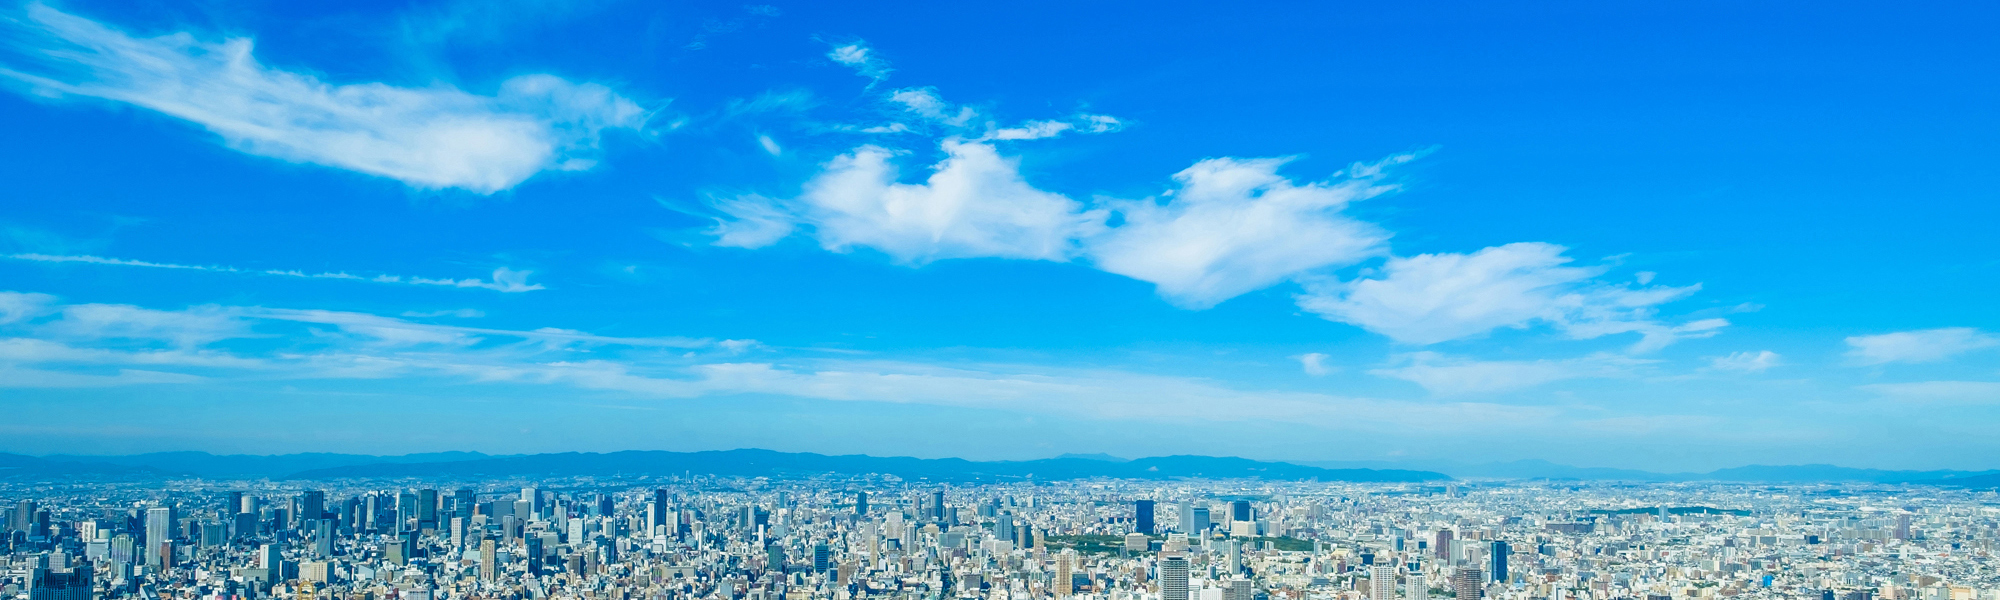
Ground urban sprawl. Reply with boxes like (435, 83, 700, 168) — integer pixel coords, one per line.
(3, 477, 1995, 600)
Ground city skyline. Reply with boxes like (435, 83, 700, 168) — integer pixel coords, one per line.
(3, 1, 2000, 470)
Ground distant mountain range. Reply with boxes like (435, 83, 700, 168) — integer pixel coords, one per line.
(5, 449, 1997, 487)
(1302, 458, 2000, 485)
(285, 450, 1448, 482)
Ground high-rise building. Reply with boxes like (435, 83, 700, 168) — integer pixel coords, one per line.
(1160, 554, 1190, 600)
(1489, 540, 1509, 582)
(1135, 500, 1156, 534)
(312, 520, 333, 558)
(452, 489, 475, 521)
(650, 489, 670, 534)
(525, 535, 543, 575)
(1406, 561, 1427, 600)
(855, 491, 868, 517)
(298, 490, 324, 527)
(931, 490, 946, 521)
(1227, 578, 1253, 600)
(12, 500, 36, 533)
(1435, 530, 1454, 560)
(1054, 551, 1075, 598)
(479, 538, 497, 580)
(813, 542, 830, 573)
(1453, 567, 1484, 600)
(144, 506, 175, 568)
(1370, 566, 1397, 600)
(1230, 500, 1251, 523)
(396, 491, 419, 531)
(1893, 514, 1912, 540)
(418, 489, 439, 527)
(28, 563, 92, 600)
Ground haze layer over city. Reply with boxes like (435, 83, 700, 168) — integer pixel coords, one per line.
(3, 2, 1999, 600)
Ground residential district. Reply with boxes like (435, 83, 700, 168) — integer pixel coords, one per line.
(2, 477, 1997, 600)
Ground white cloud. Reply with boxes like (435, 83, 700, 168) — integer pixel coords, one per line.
(1845, 328, 1998, 365)
(705, 194, 798, 249)
(746, 141, 1105, 264)
(889, 88, 976, 127)
(6, 253, 545, 292)
(1709, 350, 1781, 372)
(1088, 156, 1397, 309)
(1861, 381, 2000, 404)
(1, 4, 646, 193)
(988, 120, 1073, 141)
(757, 134, 782, 156)
(0, 291, 56, 324)
(1298, 242, 1715, 349)
(827, 42, 892, 86)
(1369, 351, 1642, 395)
(1296, 352, 1331, 376)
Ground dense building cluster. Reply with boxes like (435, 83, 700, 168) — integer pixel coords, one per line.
(2, 477, 1997, 600)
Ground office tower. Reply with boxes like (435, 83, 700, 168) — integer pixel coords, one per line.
(363, 494, 382, 532)
(1893, 514, 1911, 540)
(452, 489, 475, 521)
(259, 544, 281, 571)
(1370, 566, 1397, 600)
(239, 495, 258, 515)
(480, 538, 497, 580)
(594, 493, 613, 518)
(418, 489, 438, 527)
(1453, 567, 1484, 600)
(1054, 551, 1074, 598)
(1136, 500, 1156, 534)
(28, 562, 93, 600)
(525, 535, 543, 575)
(12, 500, 35, 532)
(1489, 540, 1509, 582)
(224, 492, 243, 517)
(855, 491, 868, 517)
(1227, 539, 1243, 574)
(313, 520, 333, 558)
(397, 491, 419, 531)
(1230, 500, 1251, 523)
(1435, 530, 1454, 560)
(299, 490, 325, 527)
(145, 506, 175, 568)
(1227, 578, 1253, 600)
(200, 522, 226, 548)
(648, 489, 670, 534)
(232, 512, 257, 540)
(813, 542, 830, 573)
(1192, 507, 1211, 533)
(1406, 561, 1426, 600)
(1160, 555, 1190, 600)
(931, 490, 946, 521)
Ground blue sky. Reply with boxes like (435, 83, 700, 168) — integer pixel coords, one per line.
(1, 0, 1996, 471)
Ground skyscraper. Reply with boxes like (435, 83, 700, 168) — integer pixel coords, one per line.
(1054, 550, 1074, 598)
(1135, 500, 1156, 534)
(396, 491, 418, 531)
(1406, 561, 1426, 600)
(1160, 554, 1190, 600)
(1370, 566, 1397, 600)
(1489, 540, 1509, 582)
(931, 490, 946, 521)
(418, 489, 439, 527)
(1435, 530, 1454, 560)
(1453, 567, 1484, 600)
(452, 489, 475, 521)
(650, 489, 670, 534)
(1230, 500, 1251, 523)
(855, 491, 868, 517)
(298, 490, 324, 529)
(144, 506, 175, 568)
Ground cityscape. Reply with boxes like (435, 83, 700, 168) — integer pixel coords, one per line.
(3, 456, 1999, 600)
(3, 3, 1997, 600)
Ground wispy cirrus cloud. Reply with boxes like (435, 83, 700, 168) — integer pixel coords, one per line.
(6, 253, 545, 292)
(1709, 350, 1781, 372)
(1297, 242, 1722, 350)
(0, 3, 648, 193)
(1845, 328, 1997, 365)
